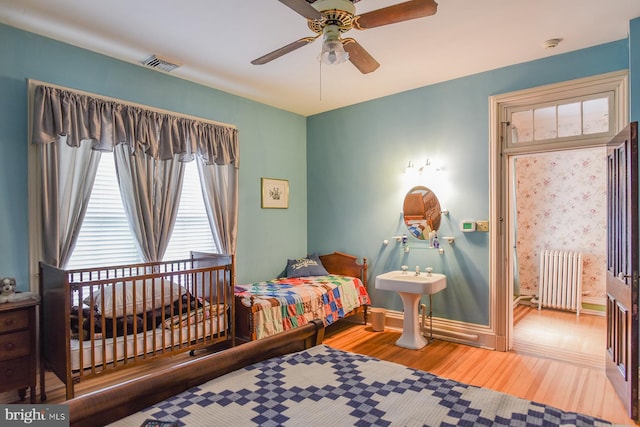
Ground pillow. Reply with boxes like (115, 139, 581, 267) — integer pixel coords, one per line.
(286, 253, 329, 278)
(83, 278, 186, 318)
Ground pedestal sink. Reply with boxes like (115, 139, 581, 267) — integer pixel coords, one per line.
(375, 271, 446, 350)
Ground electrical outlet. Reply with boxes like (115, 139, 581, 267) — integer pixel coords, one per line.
(476, 220, 489, 232)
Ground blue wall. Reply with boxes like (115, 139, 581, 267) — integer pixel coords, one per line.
(0, 23, 308, 288)
(307, 40, 631, 325)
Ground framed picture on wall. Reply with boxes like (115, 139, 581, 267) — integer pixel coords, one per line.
(261, 178, 289, 209)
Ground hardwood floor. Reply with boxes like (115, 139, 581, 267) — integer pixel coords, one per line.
(323, 308, 633, 426)
(1, 307, 633, 426)
(0, 347, 218, 406)
(512, 304, 605, 368)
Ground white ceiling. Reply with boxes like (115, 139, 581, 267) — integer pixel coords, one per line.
(2, 0, 639, 116)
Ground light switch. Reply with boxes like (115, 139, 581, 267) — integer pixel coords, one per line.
(476, 220, 489, 232)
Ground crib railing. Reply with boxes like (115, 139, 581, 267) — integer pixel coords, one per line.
(40, 253, 234, 399)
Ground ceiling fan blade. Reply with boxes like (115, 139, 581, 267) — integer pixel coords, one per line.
(354, 0, 438, 30)
(252, 36, 319, 65)
(342, 38, 380, 74)
(278, 0, 323, 20)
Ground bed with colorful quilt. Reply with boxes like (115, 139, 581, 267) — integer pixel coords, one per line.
(65, 321, 615, 427)
(234, 251, 370, 341)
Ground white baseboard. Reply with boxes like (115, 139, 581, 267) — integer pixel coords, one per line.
(348, 301, 605, 349)
(513, 295, 606, 317)
(348, 309, 499, 350)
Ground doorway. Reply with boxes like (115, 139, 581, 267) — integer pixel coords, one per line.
(509, 147, 608, 363)
(488, 70, 628, 353)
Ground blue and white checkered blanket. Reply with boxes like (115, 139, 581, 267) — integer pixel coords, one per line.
(112, 345, 613, 426)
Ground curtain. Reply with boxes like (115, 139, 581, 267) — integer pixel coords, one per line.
(32, 84, 239, 264)
(38, 141, 101, 268)
(197, 159, 238, 256)
(114, 145, 185, 262)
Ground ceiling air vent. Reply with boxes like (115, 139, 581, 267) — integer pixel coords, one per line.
(141, 54, 181, 72)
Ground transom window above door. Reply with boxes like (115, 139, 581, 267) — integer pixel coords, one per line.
(501, 71, 627, 154)
(510, 93, 612, 144)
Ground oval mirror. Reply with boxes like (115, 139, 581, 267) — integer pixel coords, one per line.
(403, 186, 442, 240)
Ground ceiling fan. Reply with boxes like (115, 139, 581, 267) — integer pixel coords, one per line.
(251, 0, 438, 74)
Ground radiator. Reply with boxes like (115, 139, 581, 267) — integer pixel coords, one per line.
(538, 250, 583, 316)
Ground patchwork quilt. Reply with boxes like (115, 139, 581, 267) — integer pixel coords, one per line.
(235, 275, 371, 340)
(112, 345, 613, 427)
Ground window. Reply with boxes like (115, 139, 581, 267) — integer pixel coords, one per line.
(509, 93, 613, 144)
(66, 152, 216, 269)
(510, 94, 612, 144)
(500, 71, 627, 154)
(162, 161, 217, 262)
(27, 81, 237, 293)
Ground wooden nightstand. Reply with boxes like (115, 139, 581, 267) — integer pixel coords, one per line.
(0, 299, 39, 403)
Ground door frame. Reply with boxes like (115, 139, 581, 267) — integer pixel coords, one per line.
(489, 71, 629, 351)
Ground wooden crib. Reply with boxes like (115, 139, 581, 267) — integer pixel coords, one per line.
(39, 253, 234, 399)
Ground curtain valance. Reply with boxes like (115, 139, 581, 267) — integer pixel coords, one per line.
(32, 85, 238, 166)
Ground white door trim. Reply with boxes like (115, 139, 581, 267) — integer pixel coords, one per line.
(489, 70, 629, 351)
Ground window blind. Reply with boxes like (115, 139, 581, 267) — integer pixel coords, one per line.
(67, 152, 216, 269)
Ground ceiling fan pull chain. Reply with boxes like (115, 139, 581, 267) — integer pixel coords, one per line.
(319, 60, 323, 102)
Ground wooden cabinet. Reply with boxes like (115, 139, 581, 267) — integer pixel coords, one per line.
(0, 299, 38, 403)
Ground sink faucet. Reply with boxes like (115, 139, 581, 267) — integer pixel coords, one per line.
(425, 267, 433, 276)
(415, 266, 421, 276)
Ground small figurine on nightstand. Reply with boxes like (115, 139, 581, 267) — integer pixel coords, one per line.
(0, 277, 40, 303)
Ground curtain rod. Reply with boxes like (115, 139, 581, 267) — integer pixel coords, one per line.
(26, 78, 237, 130)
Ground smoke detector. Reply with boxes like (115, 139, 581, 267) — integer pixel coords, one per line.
(141, 54, 182, 72)
(542, 38, 563, 49)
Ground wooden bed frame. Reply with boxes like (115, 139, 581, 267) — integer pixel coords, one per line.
(234, 251, 369, 341)
(66, 319, 325, 427)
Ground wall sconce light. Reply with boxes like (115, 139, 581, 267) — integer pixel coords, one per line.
(417, 159, 431, 174)
(404, 161, 415, 174)
(404, 159, 441, 175)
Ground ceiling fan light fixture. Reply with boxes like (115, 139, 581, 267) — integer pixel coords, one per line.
(319, 25, 349, 65)
(319, 38, 349, 65)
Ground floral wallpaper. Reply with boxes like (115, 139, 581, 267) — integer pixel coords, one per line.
(514, 147, 607, 300)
